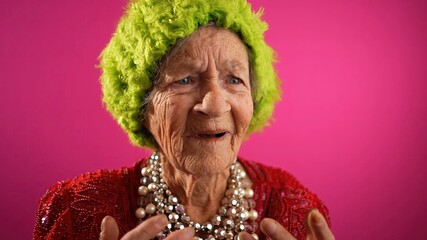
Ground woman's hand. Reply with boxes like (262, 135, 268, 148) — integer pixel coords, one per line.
(239, 209, 335, 240)
(99, 215, 195, 240)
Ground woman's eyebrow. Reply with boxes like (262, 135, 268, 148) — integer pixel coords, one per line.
(223, 59, 248, 73)
(167, 58, 203, 73)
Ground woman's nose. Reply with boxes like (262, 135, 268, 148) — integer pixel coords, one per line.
(193, 84, 231, 117)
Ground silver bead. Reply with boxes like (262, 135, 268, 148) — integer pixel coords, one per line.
(157, 188, 165, 195)
(210, 215, 222, 225)
(239, 210, 249, 221)
(236, 222, 245, 232)
(223, 218, 234, 229)
(164, 204, 174, 213)
(156, 232, 167, 240)
(230, 198, 239, 206)
(181, 214, 191, 224)
(168, 213, 179, 223)
(168, 195, 178, 205)
(202, 223, 213, 232)
(175, 204, 185, 214)
(193, 222, 201, 231)
(150, 175, 159, 183)
(214, 228, 226, 239)
(155, 194, 165, 201)
(233, 188, 242, 196)
(219, 206, 227, 216)
(166, 223, 173, 230)
(145, 203, 156, 214)
(175, 222, 185, 230)
(140, 177, 149, 185)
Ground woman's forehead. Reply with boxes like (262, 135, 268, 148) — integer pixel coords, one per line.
(166, 27, 249, 70)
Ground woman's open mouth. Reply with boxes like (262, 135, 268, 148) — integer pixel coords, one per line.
(197, 132, 227, 139)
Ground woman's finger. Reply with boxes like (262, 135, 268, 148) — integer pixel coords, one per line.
(238, 231, 257, 240)
(260, 218, 297, 240)
(305, 209, 316, 240)
(100, 216, 119, 240)
(307, 209, 335, 240)
(121, 214, 169, 240)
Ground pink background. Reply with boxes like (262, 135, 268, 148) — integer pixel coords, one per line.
(1, 0, 426, 239)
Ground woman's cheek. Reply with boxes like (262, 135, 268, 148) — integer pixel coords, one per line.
(236, 95, 254, 128)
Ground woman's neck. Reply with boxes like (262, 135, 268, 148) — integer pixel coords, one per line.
(161, 157, 230, 223)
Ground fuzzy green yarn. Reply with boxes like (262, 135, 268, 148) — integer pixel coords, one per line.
(100, 0, 281, 148)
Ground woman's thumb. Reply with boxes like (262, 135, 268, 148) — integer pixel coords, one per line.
(100, 216, 120, 240)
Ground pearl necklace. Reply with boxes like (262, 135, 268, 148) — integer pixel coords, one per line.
(135, 153, 259, 240)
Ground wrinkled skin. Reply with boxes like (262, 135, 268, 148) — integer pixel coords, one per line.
(146, 26, 253, 177)
(100, 26, 334, 240)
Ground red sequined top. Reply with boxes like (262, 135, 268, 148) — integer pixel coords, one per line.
(33, 158, 330, 240)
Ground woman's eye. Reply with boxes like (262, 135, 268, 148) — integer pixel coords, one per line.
(228, 76, 242, 84)
(177, 77, 191, 84)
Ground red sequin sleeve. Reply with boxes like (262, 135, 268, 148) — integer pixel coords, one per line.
(33, 181, 74, 239)
(33, 167, 140, 240)
(241, 159, 331, 240)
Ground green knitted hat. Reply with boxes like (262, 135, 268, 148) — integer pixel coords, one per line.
(100, 0, 281, 148)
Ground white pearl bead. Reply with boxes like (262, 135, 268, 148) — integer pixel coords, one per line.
(248, 209, 258, 221)
(146, 203, 156, 214)
(244, 188, 254, 198)
(138, 186, 149, 196)
(135, 207, 146, 219)
(239, 170, 246, 178)
(141, 167, 150, 176)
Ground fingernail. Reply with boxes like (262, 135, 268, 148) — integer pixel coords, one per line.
(311, 209, 323, 226)
(153, 214, 168, 228)
(100, 216, 107, 232)
(238, 232, 256, 240)
(262, 219, 277, 235)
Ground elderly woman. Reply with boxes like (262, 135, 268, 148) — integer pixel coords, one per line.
(34, 1, 334, 240)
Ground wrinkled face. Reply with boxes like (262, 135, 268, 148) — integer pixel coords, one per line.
(145, 26, 253, 176)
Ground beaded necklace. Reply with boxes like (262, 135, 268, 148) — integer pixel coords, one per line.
(135, 153, 259, 240)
